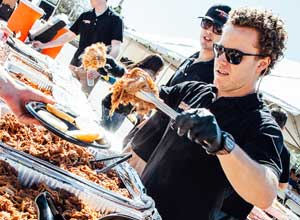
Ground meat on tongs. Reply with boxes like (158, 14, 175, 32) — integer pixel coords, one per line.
(110, 68, 178, 119)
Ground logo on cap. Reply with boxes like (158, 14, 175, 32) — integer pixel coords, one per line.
(216, 9, 228, 19)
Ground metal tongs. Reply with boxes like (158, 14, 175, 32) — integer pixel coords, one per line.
(35, 191, 66, 220)
(135, 91, 179, 119)
(91, 153, 132, 174)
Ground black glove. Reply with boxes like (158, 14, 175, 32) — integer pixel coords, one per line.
(174, 108, 222, 155)
(105, 56, 126, 77)
(97, 67, 108, 76)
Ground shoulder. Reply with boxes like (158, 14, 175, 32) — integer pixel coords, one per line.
(160, 81, 215, 103)
(251, 108, 282, 136)
(107, 8, 123, 20)
(175, 81, 214, 93)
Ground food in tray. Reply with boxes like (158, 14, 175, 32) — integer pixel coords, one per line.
(66, 130, 102, 143)
(43, 103, 104, 143)
(0, 160, 102, 220)
(110, 67, 158, 115)
(37, 109, 69, 132)
(82, 43, 107, 70)
(0, 114, 130, 198)
(11, 73, 52, 96)
(46, 103, 75, 124)
(9, 53, 52, 80)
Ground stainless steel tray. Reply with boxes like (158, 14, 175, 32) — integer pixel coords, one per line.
(0, 142, 161, 220)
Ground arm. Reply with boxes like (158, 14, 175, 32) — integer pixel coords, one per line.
(108, 40, 121, 58)
(278, 182, 288, 190)
(174, 108, 282, 209)
(32, 31, 76, 49)
(108, 16, 123, 58)
(0, 69, 54, 124)
(218, 147, 278, 209)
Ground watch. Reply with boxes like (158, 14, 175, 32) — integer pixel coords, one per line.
(217, 131, 236, 155)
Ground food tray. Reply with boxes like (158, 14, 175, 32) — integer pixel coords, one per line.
(26, 101, 111, 149)
(0, 143, 161, 220)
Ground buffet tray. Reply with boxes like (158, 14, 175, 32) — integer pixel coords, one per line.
(0, 142, 160, 220)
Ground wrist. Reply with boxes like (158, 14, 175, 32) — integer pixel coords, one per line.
(217, 131, 236, 155)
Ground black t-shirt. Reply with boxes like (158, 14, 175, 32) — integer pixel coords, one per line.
(166, 52, 214, 86)
(220, 145, 290, 220)
(70, 8, 123, 66)
(131, 82, 283, 220)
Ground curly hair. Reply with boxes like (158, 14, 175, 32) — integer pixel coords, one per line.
(229, 8, 287, 75)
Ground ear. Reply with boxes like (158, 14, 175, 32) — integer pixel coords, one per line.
(256, 56, 271, 75)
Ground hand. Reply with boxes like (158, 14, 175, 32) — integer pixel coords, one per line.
(87, 69, 100, 80)
(105, 55, 117, 66)
(5, 85, 55, 125)
(174, 108, 222, 154)
(97, 67, 108, 76)
(31, 41, 44, 49)
(104, 56, 126, 77)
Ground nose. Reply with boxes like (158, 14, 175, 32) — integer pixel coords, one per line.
(215, 51, 228, 65)
(205, 26, 214, 35)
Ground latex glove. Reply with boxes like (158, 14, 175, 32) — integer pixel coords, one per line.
(105, 56, 126, 77)
(174, 108, 222, 154)
(97, 67, 108, 76)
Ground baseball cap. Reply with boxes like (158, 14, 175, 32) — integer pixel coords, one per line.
(198, 5, 231, 26)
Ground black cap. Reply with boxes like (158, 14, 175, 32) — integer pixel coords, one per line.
(198, 5, 231, 25)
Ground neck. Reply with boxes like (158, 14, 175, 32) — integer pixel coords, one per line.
(217, 86, 256, 99)
(196, 48, 214, 62)
(94, 4, 108, 14)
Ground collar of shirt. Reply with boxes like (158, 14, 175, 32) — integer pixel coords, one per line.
(211, 90, 264, 114)
(93, 7, 109, 18)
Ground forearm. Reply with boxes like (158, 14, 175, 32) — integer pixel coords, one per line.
(41, 31, 76, 49)
(218, 146, 278, 209)
(108, 41, 121, 58)
(0, 70, 19, 101)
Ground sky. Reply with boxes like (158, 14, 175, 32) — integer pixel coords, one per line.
(108, 0, 300, 61)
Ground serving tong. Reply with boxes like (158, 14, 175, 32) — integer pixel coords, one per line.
(90, 153, 132, 174)
(35, 191, 66, 220)
(135, 91, 179, 120)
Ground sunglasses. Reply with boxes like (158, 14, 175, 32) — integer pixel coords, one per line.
(201, 18, 223, 35)
(213, 43, 267, 65)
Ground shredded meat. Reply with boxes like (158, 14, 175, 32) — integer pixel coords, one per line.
(82, 43, 107, 70)
(0, 160, 103, 220)
(0, 114, 130, 198)
(110, 68, 158, 115)
(11, 73, 52, 96)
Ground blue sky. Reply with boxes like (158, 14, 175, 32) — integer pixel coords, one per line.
(108, 0, 300, 61)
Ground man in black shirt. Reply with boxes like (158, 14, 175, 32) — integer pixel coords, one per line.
(219, 108, 291, 220)
(126, 7, 287, 220)
(167, 4, 231, 86)
(33, 0, 123, 66)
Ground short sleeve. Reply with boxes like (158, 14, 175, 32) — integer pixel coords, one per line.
(70, 14, 84, 35)
(111, 16, 123, 42)
(243, 123, 283, 179)
(279, 146, 290, 183)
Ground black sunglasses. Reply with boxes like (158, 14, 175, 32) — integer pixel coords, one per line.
(213, 43, 268, 65)
(201, 18, 223, 35)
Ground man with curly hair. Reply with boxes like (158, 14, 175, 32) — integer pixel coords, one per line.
(126, 7, 287, 220)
